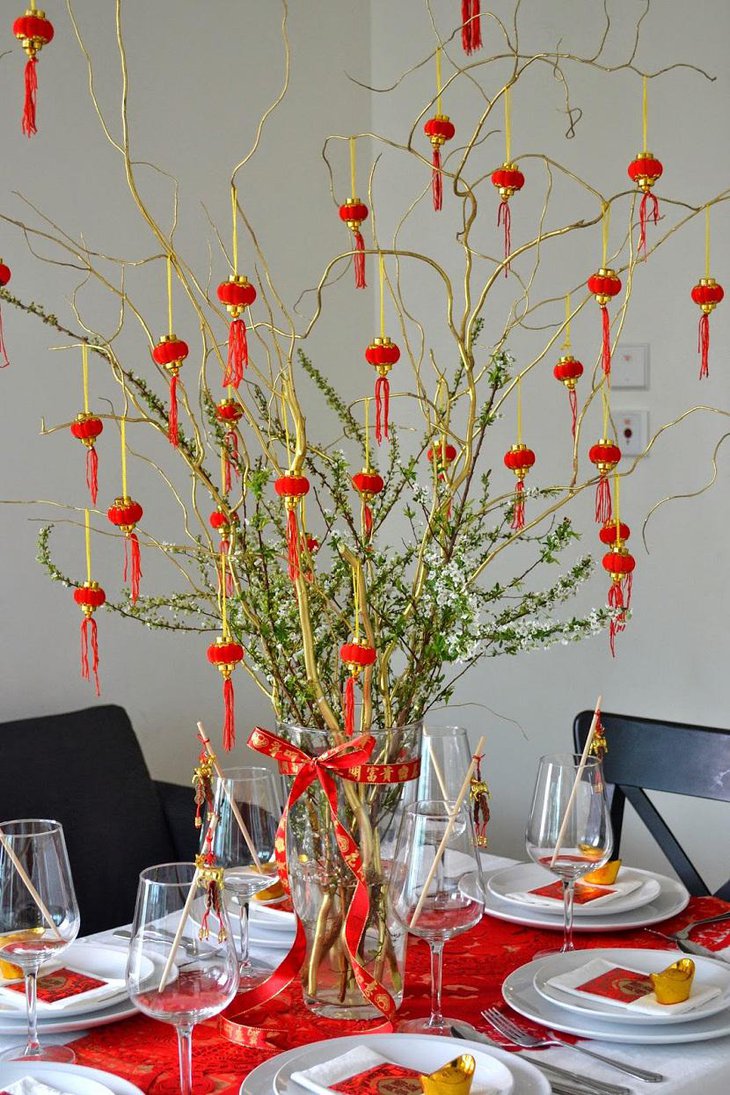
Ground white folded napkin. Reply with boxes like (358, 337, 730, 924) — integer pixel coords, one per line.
(0, 964, 124, 1014)
(3, 1078, 75, 1095)
(548, 957, 722, 1016)
(506, 878, 642, 910)
(291, 1045, 497, 1095)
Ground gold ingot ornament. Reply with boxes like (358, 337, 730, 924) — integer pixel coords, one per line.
(584, 858, 622, 885)
(420, 1054, 476, 1095)
(650, 958, 695, 1004)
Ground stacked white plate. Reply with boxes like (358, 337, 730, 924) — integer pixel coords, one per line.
(241, 1032, 550, 1094)
(0, 1061, 143, 1095)
(502, 947, 730, 1044)
(248, 904, 297, 951)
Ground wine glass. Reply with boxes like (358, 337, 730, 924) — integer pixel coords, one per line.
(418, 726, 472, 801)
(388, 799, 484, 1035)
(208, 767, 281, 987)
(0, 819, 80, 1062)
(126, 862, 239, 1095)
(525, 752, 613, 953)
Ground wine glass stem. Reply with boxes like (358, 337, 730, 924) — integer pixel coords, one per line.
(238, 900, 250, 969)
(428, 941, 445, 1027)
(561, 878, 576, 952)
(24, 968, 41, 1057)
(176, 1024, 193, 1095)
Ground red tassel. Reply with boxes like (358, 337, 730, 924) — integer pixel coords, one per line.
(698, 312, 710, 379)
(607, 578, 627, 657)
(595, 477, 612, 524)
(497, 201, 511, 275)
(343, 674, 355, 736)
(222, 675, 235, 751)
(224, 431, 239, 493)
(223, 318, 248, 387)
(80, 617, 101, 696)
(601, 304, 611, 376)
(364, 504, 373, 541)
(638, 192, 659, 258)
(86, 447, 99, 506)
(353, 230, 366, 289)
(432, 147, 443, 211)
(0, 306, 10, 368)
(511, 479, 525, 531)
(286, 508, 300, 582)
(624, 571, 633, 611)
(129, 532, 142, 604)
(22, 57, 38, 138)
(375, 375, 390, 443)
(461, 0, 482, 54)
(168, 373, 179, 446)
(568, 388, 578, 439)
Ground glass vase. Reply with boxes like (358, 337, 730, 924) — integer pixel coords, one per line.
(278, 721, 422, 1020)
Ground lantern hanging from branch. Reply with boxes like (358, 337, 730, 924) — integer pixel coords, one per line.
(628, 80, 663, 258)
(0, 259, 12, 367)
(210, 507, 239, 597)
(207, 636, 244, 752)
(504, 442, 536, 531)
(588, 439, 621, 524)
(491, 86, 523, 272)
(70, 344, 103, 504)
(352, 469, 384, 543)
(339, 137, 368, 288)
(587, 268, 622, 377)
(13, 7, 53, 138)
(274, 473, 310, 582)
(427, 440, 457, 477)
(215, 398, 243, 492)
(217, 276, 256, 388)
(461, 0, 482, 55)
(599, 517, 630, 546)
(339, 641, 376, 736)
(603, 545, 636, 657)
(366, 338, 400, 444)
(691, 279, 724, 380)
(424, 49, 455, 211)
(74, 510, 104, 696)
(107, 497, 144, 605)
(553, 356, 584, 439)
(152, 335, 189, 447)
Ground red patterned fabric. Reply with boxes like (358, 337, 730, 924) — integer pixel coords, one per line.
(70, 895, 730, 1093)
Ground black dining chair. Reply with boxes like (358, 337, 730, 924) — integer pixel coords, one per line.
(0, 704, 199, 934)
(573, 710, 730, 900)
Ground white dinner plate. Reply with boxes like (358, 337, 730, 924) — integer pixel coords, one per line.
(0, 1061, 143, 1095)
(0, 994, 137, 1036)
(488, 864, 661, 917)
(502, 953, 730, 1043)
(463, 867, 689, 932)
(250, 905, 296, 932)
(0, 944, 143, 1020)
(533, 947, 730, 1024)
(240, 1033, 550, 1095)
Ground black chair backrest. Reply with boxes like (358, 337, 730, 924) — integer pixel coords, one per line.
(1, 705, 180, 933)
(574, 710, 730, 899)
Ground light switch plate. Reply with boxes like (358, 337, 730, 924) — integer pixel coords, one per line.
(616, 410, 649, 457)
(612, 344, 649, 389)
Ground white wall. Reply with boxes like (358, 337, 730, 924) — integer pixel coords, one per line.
(1, 2, 728, 890)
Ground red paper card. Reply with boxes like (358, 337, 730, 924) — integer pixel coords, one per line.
(6, 967, 106, 1004)
(576, 966, 654, 1003)
(331, 1062, 424, 1094)
(530, 880, 616, 904)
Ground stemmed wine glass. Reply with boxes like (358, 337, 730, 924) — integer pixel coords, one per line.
(418, 726, 473, 801)
(525, 752, 613, 953)
(0, 819, 81, 1062)
(388, 799, 484, 1035)
(126, 863, 239, 1095)
(209, 767, 280, 987)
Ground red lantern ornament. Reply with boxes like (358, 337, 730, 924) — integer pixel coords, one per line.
(152, 335, 189, 447)
(461, 0, 482, 54)
(338, 199, 369, 289)
(599, 518, 630, 546)
(587, 269, 622, 377)
(504, 443, 536, 531)
(602, 546, 636, 657)
(207, 637, 245, 751)
(0, 259, 12, 368)
(107, 497, 143, 605)
(365, 337, 400, 443)
(628, 153, 663, 257)
(352, 469, 384, 542)
(424, 115, 455, 212)
(216, 275, 256, 387)
(70, 413, 104, 505)
(73, 582, 105, 696)
(339, 641, 377, 736)
(274, 474, 310, 582)
(588, 439, 621, 524)
(691, 278, 724, 380)
(491, 163, 525, 271)
(13, 8, 53, 138)
(553, 355, 584, 439)
(427, 440, 458, 476)
(215, 398, 243, 492)
(210, 507, 239, 597)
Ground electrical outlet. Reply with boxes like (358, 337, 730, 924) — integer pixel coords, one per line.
(616, 410, 649, 457)
(612, 344, 649, 389)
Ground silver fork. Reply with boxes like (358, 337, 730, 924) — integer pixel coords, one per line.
(645, 910, 730, 954)
(482, 1007, 666, 1083)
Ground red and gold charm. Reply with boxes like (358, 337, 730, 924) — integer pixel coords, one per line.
(470, 753, 491, 848)
(70, 413, 104, 505)
(504, 442, 535, 531)
(192, 747, 215, 830)
(13, 7, 53, 137)
(338, 199, 369, 289)
(0, 258, 12, 367)
(73, 582, 105, 696)
(215, 398, 243, 492)
(491, 163, 524, 270)
(274, 473, 310, 583)
(365, 337, 400, 443)
(152, 335, 189, 447)
(424, 115, 455, 211)
(588, 439, 621, 524)
(207, 637, 245, 752)
(352, 468, 384, 543)
(553, 355, 584, 439)
(691, 278, 724, 380)
(339, 641, 377, 736)
(217, 275, 256, 388)
(628, 153, 663, 257)
(603, 545, 636, 656)
(587, 269, 622, 377)
(107, 497, 143, 604)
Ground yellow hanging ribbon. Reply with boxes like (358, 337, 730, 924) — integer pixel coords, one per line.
(516, 375, 522, 444)
(84, 508, 92, 583)
(601, 383, 610, 437)
(562, 293, 572, 351)
(353, 568, 361, 643)
(120, 415, 128, 499)
(221, 550, 229, 639)
(349, 136, 357, 199)
(601, 202, 611, 268)
(705, 205, 711, 278)
(364, 397, 371, 470)
(231, 184, 239, 274)
(613, 472, 621, 545)
(281, 392, 292, 462)
(504, 85, 512, 163)
(642, 76, 648, 151)
(436, 47, 443, 116)
(166, 253, 174, 335)
(220, 445, 227, 494)
(81, 342, 89, 414)
(379, 254, 385, 338)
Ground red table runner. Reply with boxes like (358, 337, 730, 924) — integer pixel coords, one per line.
(71, 896, 730, 1095)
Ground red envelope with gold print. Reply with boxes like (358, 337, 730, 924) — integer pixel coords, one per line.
(331, 1062, 423, 1094)
(5, 967, 106, 1004)
(574, 965, 654, 1003)
(531, 880, 617, 904)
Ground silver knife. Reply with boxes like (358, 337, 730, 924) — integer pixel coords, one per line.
(449, 1024, 631, 1095)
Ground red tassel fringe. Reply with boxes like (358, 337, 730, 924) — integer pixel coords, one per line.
(568, 388, 578, 439)
(461, 0, 482, 54)
(168, 373, 179, 446)
(86, 447, 99, 506)
(511, 479, 525, 531)
(698, 312, 710, 379)
(353, 230, 366, 289)
(432, 147, 443, 212)
(80, 616, 101, 696)
(608, 577, 627, 657)
(363, 503, 373, 541)
(122, 532, 142, 604)
(343, 674, 355, 736)
(224, 318, 248, 387)
(375, 375, 390, 443)
(601, 304, 611, 376)
(595, 476, 612, 524)
(497, 201, 511, 275)
(286, 508, 300, 582)
(0, 306, 10, 368)
(22, 57, 38, 138)
(638, 192, 659, 258)
(222, 675, 235, 752)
